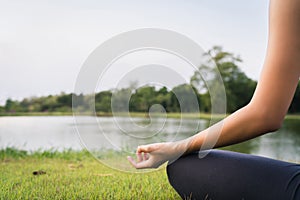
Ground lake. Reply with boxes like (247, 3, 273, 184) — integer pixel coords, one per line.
(0, 116, 299, 163)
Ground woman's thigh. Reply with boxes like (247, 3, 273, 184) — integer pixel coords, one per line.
(167, 150, 300, 200)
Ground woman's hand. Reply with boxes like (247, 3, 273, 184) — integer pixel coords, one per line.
(127, 140, 189, 169)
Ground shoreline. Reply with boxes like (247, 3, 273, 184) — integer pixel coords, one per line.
(1, 112, 300, 120)
(0, 112, 223, 120)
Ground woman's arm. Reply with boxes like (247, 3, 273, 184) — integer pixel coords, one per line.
(187, 0, 300, 153)
(128, 0, 300, 169)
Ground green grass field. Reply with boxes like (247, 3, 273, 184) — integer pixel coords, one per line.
(0, 148, 180, 200)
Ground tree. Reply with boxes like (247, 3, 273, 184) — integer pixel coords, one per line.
(111, 88, 132, 112)
(5, 99, 22, 112)
(191, 46, 257, 113)
(0, 106, 5, 113)
(170, 84, 200, 113)
(129, 86, 157, 112)
(57, 93, 72, 107)
(95, 91, 112, 112)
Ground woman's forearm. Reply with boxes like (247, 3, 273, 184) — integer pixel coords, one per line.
(128, 0, 300, 170)
(184, 103, 281, 154)
(184, 0, 300, 155)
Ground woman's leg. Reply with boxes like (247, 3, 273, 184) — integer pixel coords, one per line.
(167, 150, 300, 200)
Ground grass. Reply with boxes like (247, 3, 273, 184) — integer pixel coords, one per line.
(0, 111, 226, 120)
(0, 112, 74, 117)
(1, 111, 300, 121)
(0, 148, 180, 200)
(0, 112, 300, 120)
(284, 114, 300, 120)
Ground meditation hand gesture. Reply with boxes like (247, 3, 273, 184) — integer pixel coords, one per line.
(127, 140, 189, 169)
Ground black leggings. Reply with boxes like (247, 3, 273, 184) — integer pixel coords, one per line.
(167, 150, 300, 200)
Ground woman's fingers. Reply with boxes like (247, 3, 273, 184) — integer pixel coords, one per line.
(137, 152, 143, 162)
(137, 143, 160, 153)
(127, 156, 137, 168)
(137, 145, 152, 153)
(143, 152, 149, 160)
(128, 143, 164, 169)
(127, 156, 152, 169)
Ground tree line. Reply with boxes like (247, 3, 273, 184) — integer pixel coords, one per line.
(1, 46, 299, 114)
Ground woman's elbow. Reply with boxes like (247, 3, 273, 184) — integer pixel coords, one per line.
(258, 111, 285, 133)
(247, 103, 284, 133)
(264, 117, 283, 132)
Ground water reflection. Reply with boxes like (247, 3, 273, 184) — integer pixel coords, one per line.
(0, 116, 299, 163)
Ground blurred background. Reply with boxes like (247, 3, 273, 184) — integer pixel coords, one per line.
(0, 0, 299, 162)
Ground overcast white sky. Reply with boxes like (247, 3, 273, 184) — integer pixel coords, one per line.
(0, 0, 269, 105)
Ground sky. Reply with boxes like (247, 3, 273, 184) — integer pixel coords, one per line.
(0, 0, 269, 105)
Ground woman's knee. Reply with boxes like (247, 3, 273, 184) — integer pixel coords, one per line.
(166, 153, 209, 199)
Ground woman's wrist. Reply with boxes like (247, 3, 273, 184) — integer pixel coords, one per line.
(173, 136, 195, 156)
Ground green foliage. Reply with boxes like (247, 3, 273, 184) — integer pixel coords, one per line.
(1, 46, 299, 115)
(0, 106, 4, 112)
(4, 99, 23, 113)
(0, 148, 28, 159)
(171, 84, 200, 112)
(110, 88, 132, 112)
(130, 86, 157, 112)
(191, 46, 257, 113)
(0, 148, 91, 161)
(95, 91, 112, 112)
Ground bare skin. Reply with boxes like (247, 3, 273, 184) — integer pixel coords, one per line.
(128, 0, 300, 169)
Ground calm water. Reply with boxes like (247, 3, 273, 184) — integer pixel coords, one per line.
(0, 116, 299, 163)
